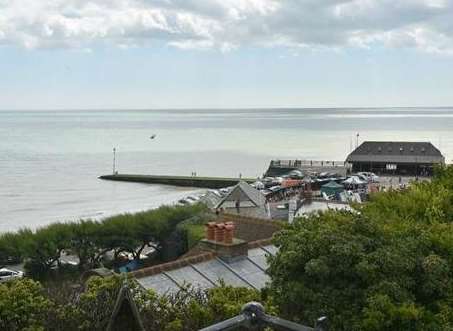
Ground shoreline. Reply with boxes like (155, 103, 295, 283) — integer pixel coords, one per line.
(0, 185, 204, 233)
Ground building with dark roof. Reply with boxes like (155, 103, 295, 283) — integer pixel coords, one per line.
(216, 181, 266, 210)
(202, 181, 288, 219)
(346, 141, 445, 175)
(128, 213, 284, 295)
(131, 239, 276, 295)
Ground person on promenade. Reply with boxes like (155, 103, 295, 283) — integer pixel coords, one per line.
(235, 200, 240, 214)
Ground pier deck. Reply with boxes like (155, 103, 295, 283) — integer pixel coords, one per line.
(265, 159, 349, 177)
(99, 174, 255, 189)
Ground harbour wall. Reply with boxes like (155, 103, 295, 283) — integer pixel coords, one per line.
(99, 174, 255, 189)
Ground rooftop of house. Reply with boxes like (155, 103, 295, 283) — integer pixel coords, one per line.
(131, 238, 276, 295)
(201, 181, 289, 220)
(215, 181, 266, 209)
(346, 141, 444, 164)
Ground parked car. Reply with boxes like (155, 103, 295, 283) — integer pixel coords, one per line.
(0, 268, 24, 283)
(356, 174, 369, 182)
(318, 172, 329, 178)
(219, 188, 230, 195)
(269, 185, 282, 192)
(251, 181, 265, 190)
(208, 189, 222, 198)
(185, 196, 200, 204)
(261, 189, 273, 196)
(357, 172, 380, 183)
(287, 170, 304, 178)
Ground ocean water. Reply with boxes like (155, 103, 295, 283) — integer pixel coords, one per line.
(1, 108, 453, 232)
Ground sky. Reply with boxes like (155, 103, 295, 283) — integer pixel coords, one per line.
(1, 0, 453, 109)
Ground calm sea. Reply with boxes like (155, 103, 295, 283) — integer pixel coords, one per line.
(1, 108, 452, 232)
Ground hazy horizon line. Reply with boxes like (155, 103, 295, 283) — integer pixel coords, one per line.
(1, 106, 453, 112)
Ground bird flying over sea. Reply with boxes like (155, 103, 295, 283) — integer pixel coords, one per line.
(150, 134, 156, 139)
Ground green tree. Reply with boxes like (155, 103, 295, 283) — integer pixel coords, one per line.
(0, 278, 52, 331)
(67, 220, 102, 270)
(0, 204, 209, 277)
(268, 166, 453, 330)
(23, 223, 72, 277)
(0, 232, 24, 265)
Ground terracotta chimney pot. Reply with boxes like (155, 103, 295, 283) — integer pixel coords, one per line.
(224, 224, 234, 244)
(206, 222, 216, 241)
(215, 223, 225, 242)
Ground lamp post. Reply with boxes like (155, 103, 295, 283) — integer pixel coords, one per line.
(113, 147, 116, 175)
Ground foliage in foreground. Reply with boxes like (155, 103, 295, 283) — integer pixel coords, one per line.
(0, 275, 271, 331)
(0, 204, 209, 278)
(268, 166, 453, 331)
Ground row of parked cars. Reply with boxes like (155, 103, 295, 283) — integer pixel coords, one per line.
(175, 171, 379, 207)
(0, 267, 23, 283)
(178, 187, 233, 206)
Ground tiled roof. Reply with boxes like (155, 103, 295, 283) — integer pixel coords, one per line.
(346, 141, 444, 164)
(135, 242, 275, 295)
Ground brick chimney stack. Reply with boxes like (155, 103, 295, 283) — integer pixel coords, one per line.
(201, 221, 247, 262)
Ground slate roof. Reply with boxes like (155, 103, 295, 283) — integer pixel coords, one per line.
(199, 191, 222, 209)
(216, 181, 266, 209)
(346, 141, 444, 164)
(135, 244, 275, 295)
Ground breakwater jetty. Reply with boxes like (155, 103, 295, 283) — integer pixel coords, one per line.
(99, 174, 255, 189)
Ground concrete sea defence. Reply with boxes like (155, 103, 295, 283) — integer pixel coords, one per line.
(99, 174, 255, 189)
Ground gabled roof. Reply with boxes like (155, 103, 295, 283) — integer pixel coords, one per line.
(346, 141, 444, 164)
(106, 284, 145, 331)
(215, 181, 266, 209)
(133, 241, 276, 295)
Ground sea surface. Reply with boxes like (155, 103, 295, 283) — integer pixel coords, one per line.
(1, 108, 453, 232)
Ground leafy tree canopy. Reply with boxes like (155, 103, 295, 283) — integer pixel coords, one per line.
(0, 204, 208, 277)
(268, 166, 453, 331)
(0, 275, 271, 331)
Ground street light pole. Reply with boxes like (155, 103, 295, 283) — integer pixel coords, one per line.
(113, 147, 116, 175)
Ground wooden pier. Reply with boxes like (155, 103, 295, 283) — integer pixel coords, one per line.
(99, 174, 255, 189)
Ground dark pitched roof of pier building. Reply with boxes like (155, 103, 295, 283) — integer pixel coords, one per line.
(346, 141, 444, 164)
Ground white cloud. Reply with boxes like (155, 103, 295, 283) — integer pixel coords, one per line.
(0, 0, 452, 54)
